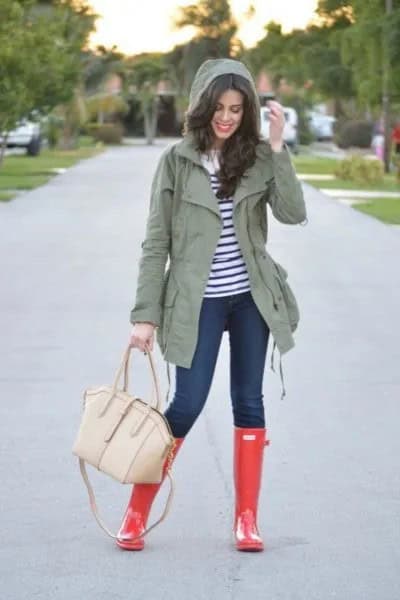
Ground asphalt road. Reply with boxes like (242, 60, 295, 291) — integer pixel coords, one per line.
(1, 141, 399, 600)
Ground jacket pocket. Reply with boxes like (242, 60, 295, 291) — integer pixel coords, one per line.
(272, 261, 300, 332)
(159, 284, 179, 353)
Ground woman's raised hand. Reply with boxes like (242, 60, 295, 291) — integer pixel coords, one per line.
(267, 100, 285, 152)
(129, 322, 156, 353)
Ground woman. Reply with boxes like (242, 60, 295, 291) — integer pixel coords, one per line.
(117, 58, 307, 552)
(391, 121, 400, 181)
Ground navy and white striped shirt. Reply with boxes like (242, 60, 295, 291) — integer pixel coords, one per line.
(201, 152, 251, 298)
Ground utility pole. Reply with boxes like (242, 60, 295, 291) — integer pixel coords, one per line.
(382, 0, 393, 173)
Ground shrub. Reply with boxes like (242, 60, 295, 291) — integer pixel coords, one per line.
(86, 123, 124, 144)
(334, 155, 384, 184)
(45, 115, 62, 148)
(335, 120, 373, 149)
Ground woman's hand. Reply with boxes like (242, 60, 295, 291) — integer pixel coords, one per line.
(267, 100, 285, 152)
(129, 322, 156, 353)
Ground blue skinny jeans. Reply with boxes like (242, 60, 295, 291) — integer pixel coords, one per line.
(164, 291, 270, 438)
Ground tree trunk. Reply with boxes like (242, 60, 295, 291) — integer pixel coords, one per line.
(151, 109, 157, 141)
(0, 132, 9, 169)
(59, 123, 77, 150)
(333, 97, 345, 119)
(382, 0, 393, 174)
(143, 93, 160, 145)
(144, 110, 154, 145)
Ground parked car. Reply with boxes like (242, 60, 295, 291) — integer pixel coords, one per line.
(308, 112, 336, 141)
(260, 105, 299, 153)
(0, 119, 42, 156)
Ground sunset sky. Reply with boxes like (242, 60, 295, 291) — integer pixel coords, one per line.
(89, 1, 319, 55)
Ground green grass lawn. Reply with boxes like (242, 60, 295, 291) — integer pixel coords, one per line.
(0, 191, 14, 202)
(304, 176, 400, 193)
(292, 154, 338, 175)
(293, 153, 400, 192)
(0, 142, 104, 201)
(294, 152, 400, 223)
(353, 198, 400, 224)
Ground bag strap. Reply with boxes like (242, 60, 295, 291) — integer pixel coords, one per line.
(116, 346, 162, 412)
(78, 458, 175, 541)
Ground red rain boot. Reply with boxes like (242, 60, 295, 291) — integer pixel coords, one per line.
(116, 437, 184, 550)
(233, 426, 270, 552)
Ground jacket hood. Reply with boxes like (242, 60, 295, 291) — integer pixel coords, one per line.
(188, 58, 261, 132)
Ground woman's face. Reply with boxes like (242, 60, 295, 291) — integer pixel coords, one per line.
(210, 89, 244, 147)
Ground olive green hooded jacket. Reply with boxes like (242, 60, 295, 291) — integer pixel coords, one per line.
(130, 58, 307, 377)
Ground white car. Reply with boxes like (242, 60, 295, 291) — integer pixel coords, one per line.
(260, 106, 299, 153)
(0, 119, 42, 156)
(308, 112, 336, 141)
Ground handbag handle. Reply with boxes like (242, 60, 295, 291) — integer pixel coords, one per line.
(78, 459, 174, 541)
(114, 345, 162, 412)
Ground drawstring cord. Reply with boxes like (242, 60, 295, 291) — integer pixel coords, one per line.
(278, 355, 286, 401)
(270, 340, 286, 401)
(166, 360, 171, 405)
(270, 339, 276, 372)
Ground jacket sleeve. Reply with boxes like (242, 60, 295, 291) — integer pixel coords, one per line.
(266, 143, 308, 225)
(129, 146, 175, 326)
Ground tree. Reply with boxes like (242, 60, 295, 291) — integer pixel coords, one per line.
(82, 45, 127, 133)
(315, 0, 400, 109)
(86, 93, 128, 125)
(83, 45, 125, 96)
(126, 55, 167, 144)
(316, 0, 354, 24)
(164, 0, 240, 131)
(168, 0, 239, 102)
(318, 0, 400, 170)
(0, 0, 96, 164)
(246, 18, 354, 115)
(173, 0, 238, 59)
(301, 24, 354, 115)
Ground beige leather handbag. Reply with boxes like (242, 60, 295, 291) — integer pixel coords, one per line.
(72, 344, 176, 540)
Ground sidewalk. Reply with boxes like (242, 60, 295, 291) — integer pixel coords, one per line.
(319, 188, 400, 199)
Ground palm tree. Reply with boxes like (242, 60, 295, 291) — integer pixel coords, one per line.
(126, 55, 167, 144)
(173, 0, 238, 59)
(165, 0, 241, 128)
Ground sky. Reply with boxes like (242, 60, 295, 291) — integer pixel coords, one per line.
(88, 0, 319, 55)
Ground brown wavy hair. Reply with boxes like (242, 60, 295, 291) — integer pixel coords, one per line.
(182, 73, 261, 198)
